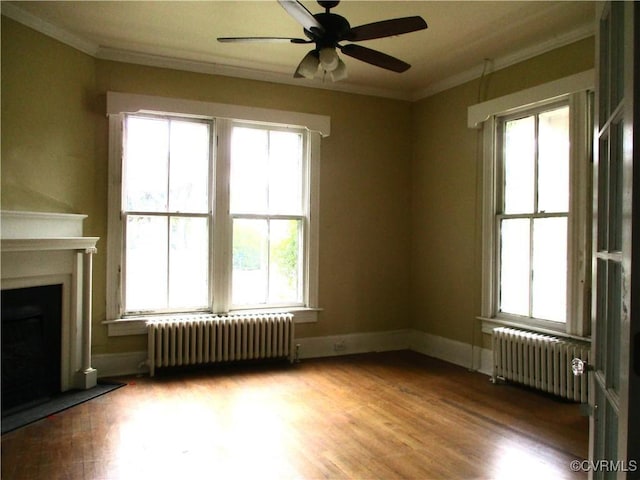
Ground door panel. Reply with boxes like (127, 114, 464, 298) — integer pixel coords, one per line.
(590, 2, 638, 478)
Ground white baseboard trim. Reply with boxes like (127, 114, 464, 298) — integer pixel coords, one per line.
(296, 329, 411, 359)
(476, 346, 494, 377)
(409, 330, 493, 376)
(93, 351, 148, 378)
(92, 330, 493, 378)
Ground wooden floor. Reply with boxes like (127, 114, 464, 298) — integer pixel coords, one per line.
(2, 351, 588, 479)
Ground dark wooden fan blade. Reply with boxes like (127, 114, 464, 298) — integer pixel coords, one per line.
(218, 37, 311, 44)
(278, 0, 325, 34)
(339, 44, 410, 72)
(345, 16, 427, 42)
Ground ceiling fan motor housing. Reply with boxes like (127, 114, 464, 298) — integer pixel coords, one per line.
(305, 13, 351, 49)
(317, 1, 340, 11)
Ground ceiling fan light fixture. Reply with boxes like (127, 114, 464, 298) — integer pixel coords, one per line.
(330, 58, 348, 81)
(295, 50, 320, 79)
(319, 47, 340, 72)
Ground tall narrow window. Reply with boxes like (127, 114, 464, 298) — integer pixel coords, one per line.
(122, 115, 212, 314)
(497, 104, 570, 323)
(472, 74, 592, 337)
(230, 125, 305, 307)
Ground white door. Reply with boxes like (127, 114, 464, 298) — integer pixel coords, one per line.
(583, 2, 639, 478)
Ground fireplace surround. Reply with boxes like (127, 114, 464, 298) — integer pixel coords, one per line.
(1, 211, 99, 394)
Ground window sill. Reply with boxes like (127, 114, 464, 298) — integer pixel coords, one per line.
(103, 307, 321, 337)
(477, 316, 591, 343)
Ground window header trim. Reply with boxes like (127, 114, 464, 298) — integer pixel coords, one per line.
(467, 69, 594, 129)
(107, 91, 331, 137)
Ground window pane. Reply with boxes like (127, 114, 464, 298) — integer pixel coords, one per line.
(232, 219, 268, 305)
(538, 106, 569, 213)
(269, 131, 303, 214)
(500, 218, 530, 316)
(598, 136, 609, 250)
(269, 219, 302, 303)
(125, 215, 168, 311)
(169, 121, 210, 213)
(595, 259, 607, 372)
(504, 116, 535, 214)
(125, 117, 169, 212)
(609, 120, 623, 251)
(607, 261, 621, 392)
(230, 128, 268, 214)
(611, 1, 625, 110)
(598, 11, 610, 126)
(531, 217, 567, 322)
(169, 217, 209, 309)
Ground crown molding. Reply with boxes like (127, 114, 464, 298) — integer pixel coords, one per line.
(1, 1, 98, 56)
(412, 22, 595, 101)
(3, 2, 594, 103)
(96, 47, 413, 101)
(0, 1, 411, 101)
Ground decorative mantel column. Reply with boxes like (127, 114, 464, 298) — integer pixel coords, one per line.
(1, 211, 100, 391)
(78, 246, 98, 389)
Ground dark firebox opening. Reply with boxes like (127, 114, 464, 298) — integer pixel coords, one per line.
(2, 284, 62, 416)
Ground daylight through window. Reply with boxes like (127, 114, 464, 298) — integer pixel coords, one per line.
(498, 105, 570, 323)
(468, 73, 591, 335)
(230, 126, 305, 307)
(115, 113, 315, 318)
(123, 115, 212, 313)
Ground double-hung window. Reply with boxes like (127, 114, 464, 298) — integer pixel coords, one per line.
(230, 125, 306, 307)
(470, 72, 593, 337)
(105, 93, 328, 333)
(123, 115, 212, 314)
(497, 103, 570, 323)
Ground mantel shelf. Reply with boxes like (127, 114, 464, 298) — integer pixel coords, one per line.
(1, 237, 99, 253)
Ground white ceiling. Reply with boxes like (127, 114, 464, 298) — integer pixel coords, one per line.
(2, 1, 595, 100)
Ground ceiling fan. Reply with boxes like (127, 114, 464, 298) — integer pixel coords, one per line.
(218, 0, 428, 81)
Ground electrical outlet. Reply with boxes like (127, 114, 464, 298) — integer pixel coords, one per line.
(334, 340, 346, 352)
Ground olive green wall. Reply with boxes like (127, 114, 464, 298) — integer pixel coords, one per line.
(410, 37, 595, 347)
(0, 17, 100, 218)
(1, 15, 595, 357)
(2, 17, 413, 355)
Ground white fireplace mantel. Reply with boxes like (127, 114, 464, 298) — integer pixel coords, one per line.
(1, 210, 100, 391)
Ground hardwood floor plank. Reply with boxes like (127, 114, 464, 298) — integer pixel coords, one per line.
(1, 351, 587, 479)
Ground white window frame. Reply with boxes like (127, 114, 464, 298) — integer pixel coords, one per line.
(227, 122, 309, 310)
(469, 71, 593, 338)
(121, 114, 215, 316)
(104, 93, 329, 336)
